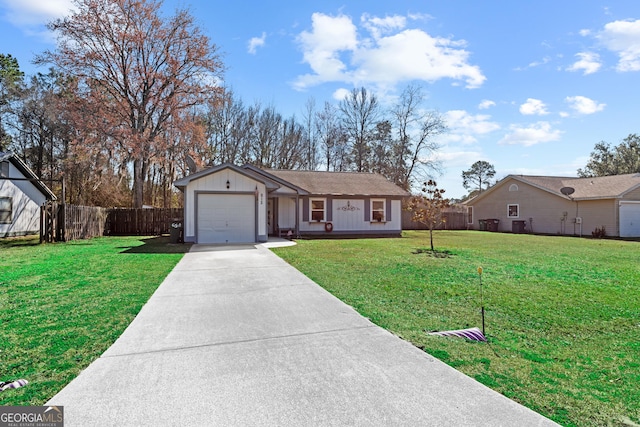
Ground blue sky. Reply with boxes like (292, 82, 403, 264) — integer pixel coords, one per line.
(1, 0, 640, 198)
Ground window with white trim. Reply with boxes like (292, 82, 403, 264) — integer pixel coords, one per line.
(0, 197, 12, 223)
(467, 206, 473, 224)
(509, 184, 519, 192)
(508, 204, 519, 218)
(310, 198, 326, 222)
(371, 199, 386, 222)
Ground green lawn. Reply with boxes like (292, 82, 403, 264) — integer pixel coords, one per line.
(0, 235, 190, 406)
(272, 231, 640, 427)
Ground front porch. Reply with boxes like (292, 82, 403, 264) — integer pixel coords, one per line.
(267, 195, 300, 239)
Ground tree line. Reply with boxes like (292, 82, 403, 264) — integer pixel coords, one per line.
(0, 0, 445, 208)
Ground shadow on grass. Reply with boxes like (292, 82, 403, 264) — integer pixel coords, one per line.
(0, 235, 41, 249)
(118, 236, 192, 254)
(412, 248, 455, 258)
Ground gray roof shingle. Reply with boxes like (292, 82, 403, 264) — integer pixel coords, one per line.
(515, 173, 640, 199)
(267, 169, 409, 197)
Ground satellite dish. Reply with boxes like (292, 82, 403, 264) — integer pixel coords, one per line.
(185, 155, 197, 174)
(560, 187, 575, 196)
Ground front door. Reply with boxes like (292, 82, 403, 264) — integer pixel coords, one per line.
(268, 198, 275, 235)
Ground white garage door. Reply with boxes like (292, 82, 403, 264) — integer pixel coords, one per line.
(620, 202, 640, 237)
(197, 194, 255, 243)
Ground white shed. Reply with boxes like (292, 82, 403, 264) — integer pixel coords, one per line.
(0, 152, 57, 237)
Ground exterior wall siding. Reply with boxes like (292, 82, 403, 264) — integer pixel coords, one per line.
(471, 180, 572, 234)
(469, 178, 621, 236)
(576, 199, 617, 237)
(183, 168, 266, 242)
(0, 162, 48, 237)
(277, 197, 296, 230)
(297, 197, 402, 235)
(623, 186, 640, 199)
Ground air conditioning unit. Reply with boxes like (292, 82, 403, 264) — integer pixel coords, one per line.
(575, 217, 582, 224)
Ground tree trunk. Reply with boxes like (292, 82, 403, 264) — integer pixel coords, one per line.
(133, 157, 144, 208)
(429, 225, 434, 252)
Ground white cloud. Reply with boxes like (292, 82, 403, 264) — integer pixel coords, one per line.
(1, 0, 73, 26)
(499, 122, 563, 147)
(407, 12, 433, 22)
(434, 149, 485, 168)
(564, 96, 606, 114)
(294, 13, 359, 89)
(519, 98, 549, 116)
(440, 110, 500, 145)
(528, 56, 551, 68)
(248, 32, 267, 55)
(478, 100, 496, 110)
(596, 19, 640, 71)
(293, 12, 485, 91)
(361, 14, 406, 40)
(332, 88, 351, 101)
(566, 52, 602, 75)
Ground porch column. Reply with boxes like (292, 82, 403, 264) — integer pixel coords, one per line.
(295, 195, 300, 238)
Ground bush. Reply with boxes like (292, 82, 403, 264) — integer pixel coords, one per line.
(592, 225, 607, 238)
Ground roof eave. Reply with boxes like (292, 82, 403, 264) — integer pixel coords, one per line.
(243, 165, 310, 195)
(2, 152, 57, 200)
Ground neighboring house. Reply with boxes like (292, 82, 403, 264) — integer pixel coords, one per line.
(464, 173, 640, 237)
(0, 152, 57, 237)
(173, 164, 409, 244)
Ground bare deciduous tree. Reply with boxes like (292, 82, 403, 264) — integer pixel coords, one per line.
(391, 84, 445, 190)
(339, 87, 380, 172)
(38, 0, 223, 207)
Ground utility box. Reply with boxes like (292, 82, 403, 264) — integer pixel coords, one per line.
(170, 219, 183, 243)
(478, 219, 487, 231)
(512, 220, 527, 234)
(486, 219, 500, 232)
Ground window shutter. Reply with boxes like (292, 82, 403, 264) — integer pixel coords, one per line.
(326, 197, 333, 222)
(302, 197, 309, 222)
(386, 199, 392, 221)
(364, 198, 370, 221)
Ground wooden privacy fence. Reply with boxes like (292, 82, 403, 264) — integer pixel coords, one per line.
(40, 203, 183, 242)
(105, 208, 183, 236)
(401, 210, 469, 231)
(41, 202, 108, 242)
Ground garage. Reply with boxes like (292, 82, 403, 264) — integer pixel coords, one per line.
(620, 201, 640, 238)
(197, 194, 256, 243)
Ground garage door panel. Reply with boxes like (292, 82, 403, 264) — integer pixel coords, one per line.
(197, 195, 255, 243)
(620, 202, 640, 238)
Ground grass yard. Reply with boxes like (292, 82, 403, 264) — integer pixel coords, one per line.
(0, 235, 190, 406)
(272, 231, 640, 427)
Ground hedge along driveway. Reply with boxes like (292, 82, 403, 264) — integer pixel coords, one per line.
(272, 231, 640, 427)
(0, 236, 190, 406)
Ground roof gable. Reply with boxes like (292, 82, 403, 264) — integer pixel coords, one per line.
(173, 163, 280, 191)
(0, 151, 57, 200)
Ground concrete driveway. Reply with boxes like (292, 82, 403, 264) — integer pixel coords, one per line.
(48, 243, 558, 426)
